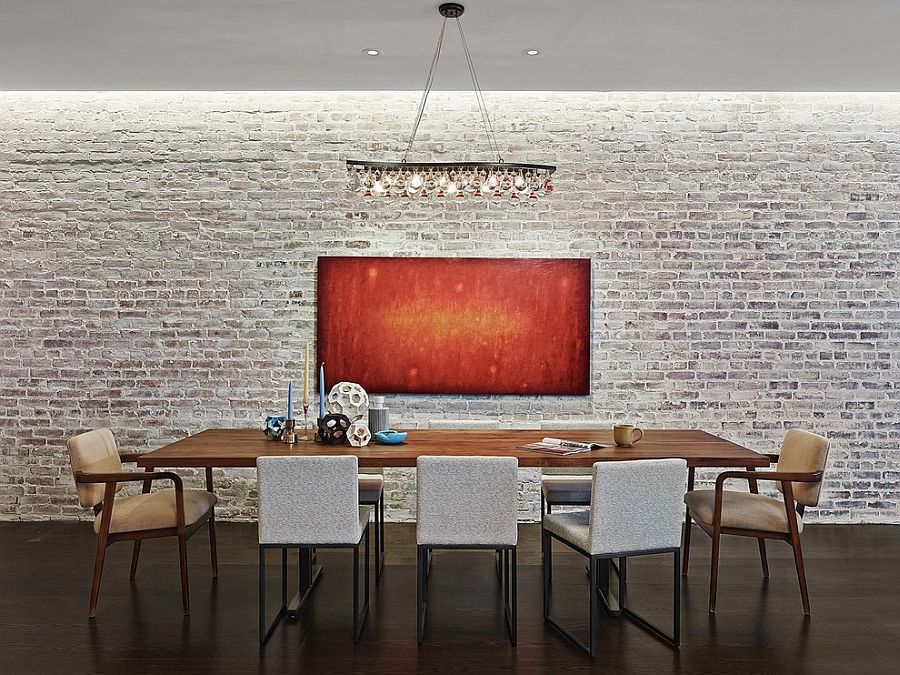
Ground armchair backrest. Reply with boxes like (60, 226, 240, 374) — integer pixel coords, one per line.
(776, 429, 830, 507)
(416, 456, 518, 547)
(67, 428, 124, 508)
(588, 459, 687, 556)
(257, 456, 362, 545)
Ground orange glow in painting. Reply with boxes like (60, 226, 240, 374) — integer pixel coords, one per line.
(317, 257, 591, 395)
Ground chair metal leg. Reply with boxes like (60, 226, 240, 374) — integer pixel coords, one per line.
(506, 547, 517, 646)
(496, 549, 503, 580)
(377, 492, 385, 579)
(542, 528, 551, 619)
(589, 556, 599, 658)
(353, 541, 363, 642)
(416, 545, 426, 644)
(372, 500, 381, 581)
(619, 550, 681, 648)
(674, 549, 681, 646)
(259, 546, 288, 645)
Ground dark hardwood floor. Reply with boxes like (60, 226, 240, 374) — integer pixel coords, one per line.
(1, 521, 898, 674)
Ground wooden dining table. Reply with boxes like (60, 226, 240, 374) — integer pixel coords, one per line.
(135, 427, 768, 470)
(136, 427, 768, 617)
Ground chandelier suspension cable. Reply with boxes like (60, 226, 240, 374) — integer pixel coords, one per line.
(401, 17, 448, 163)
(455, 17, 502, 163)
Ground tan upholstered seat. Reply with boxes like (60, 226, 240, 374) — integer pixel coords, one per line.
(94, 489, 217, 535)
(684, 489, 803, 535)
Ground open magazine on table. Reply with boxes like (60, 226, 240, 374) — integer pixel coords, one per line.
(518, 437, 609, 456)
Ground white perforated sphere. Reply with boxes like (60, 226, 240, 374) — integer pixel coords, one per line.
(326, 381, 369, 422)
(347, 421, 372, 448)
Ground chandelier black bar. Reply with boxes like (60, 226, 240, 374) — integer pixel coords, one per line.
(346, 160, 556, 173)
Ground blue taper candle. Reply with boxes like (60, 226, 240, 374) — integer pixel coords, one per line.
(319, 363, 326, 418)
(287, 380, 293, 420)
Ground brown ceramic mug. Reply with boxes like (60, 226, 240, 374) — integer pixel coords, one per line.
(613, 424, 644, 448)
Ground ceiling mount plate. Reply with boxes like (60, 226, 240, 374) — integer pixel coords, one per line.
(438, 3, 465, 19)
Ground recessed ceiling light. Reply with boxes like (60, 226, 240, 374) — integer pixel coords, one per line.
(523, 49, 541, 56)
(363, 48, 382, 56)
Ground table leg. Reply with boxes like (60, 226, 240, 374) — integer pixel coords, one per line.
(286, 548, 323, 619)
(597, 558, 620, 615)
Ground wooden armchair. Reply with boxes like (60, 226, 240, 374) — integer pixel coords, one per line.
(67, 428, 218, 617)
(683, 429, 830, 615)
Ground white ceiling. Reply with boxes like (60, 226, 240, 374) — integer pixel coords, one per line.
(1, 0, 899, 91)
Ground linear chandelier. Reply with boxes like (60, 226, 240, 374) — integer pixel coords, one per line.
(346, 3, 556, 205)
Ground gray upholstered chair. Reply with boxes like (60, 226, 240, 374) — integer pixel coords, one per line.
(66, 428, 217, 617)
(257, 456, 371, 645)
(416, 456, 519, 645)
(542, 459, 688, 656)
(358, 468, 385, 579)
(683, 428, 830, 615)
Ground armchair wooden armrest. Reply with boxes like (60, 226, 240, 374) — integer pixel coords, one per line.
(118, 452, 145, 464)
(714, 470, 823, 492)
(74, 470, 183, 490)
(76, 470, 188, 531)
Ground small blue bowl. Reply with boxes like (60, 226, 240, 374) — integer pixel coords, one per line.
(373, 430, 408, 445)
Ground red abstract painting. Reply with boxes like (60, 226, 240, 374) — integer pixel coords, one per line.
(317, 257, 591, 395)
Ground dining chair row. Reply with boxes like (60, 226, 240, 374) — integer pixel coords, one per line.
(256, 454, 689, 657)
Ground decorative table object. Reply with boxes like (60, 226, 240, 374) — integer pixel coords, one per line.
(326, 381, 369, 422)
(348, 421, 372, 448)
(373, 429, 408, 445)
(316, 413, 352, 445)
(281, 418, 298, 444)
(368, 395, 390, 433)
(264, 415, 287, 441)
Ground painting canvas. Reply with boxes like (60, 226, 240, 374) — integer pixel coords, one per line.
(317, 256, 591, 395)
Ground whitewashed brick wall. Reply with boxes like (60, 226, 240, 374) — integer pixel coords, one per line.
(1, 92, 898, 524)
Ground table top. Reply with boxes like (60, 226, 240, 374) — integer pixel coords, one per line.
(136, 428, 769, 469)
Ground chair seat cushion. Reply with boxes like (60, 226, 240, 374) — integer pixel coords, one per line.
(358, 474, 384, 504)
(542, 510, 591, 552)
(94, 489, 217, 535)
(541, 475, 592, 505)
(684, 489, 803, 535)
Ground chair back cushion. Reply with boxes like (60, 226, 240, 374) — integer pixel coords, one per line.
(416, 456, 518, 546)
(589, 459, 688, 556)
(67, 428, 124, 508)
(775, 429, 830, 507)
(257, 455, 361, 545)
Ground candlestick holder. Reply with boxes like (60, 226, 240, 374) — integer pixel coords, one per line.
(300, 404, 311, 440)
(282, 418, 298, 444)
